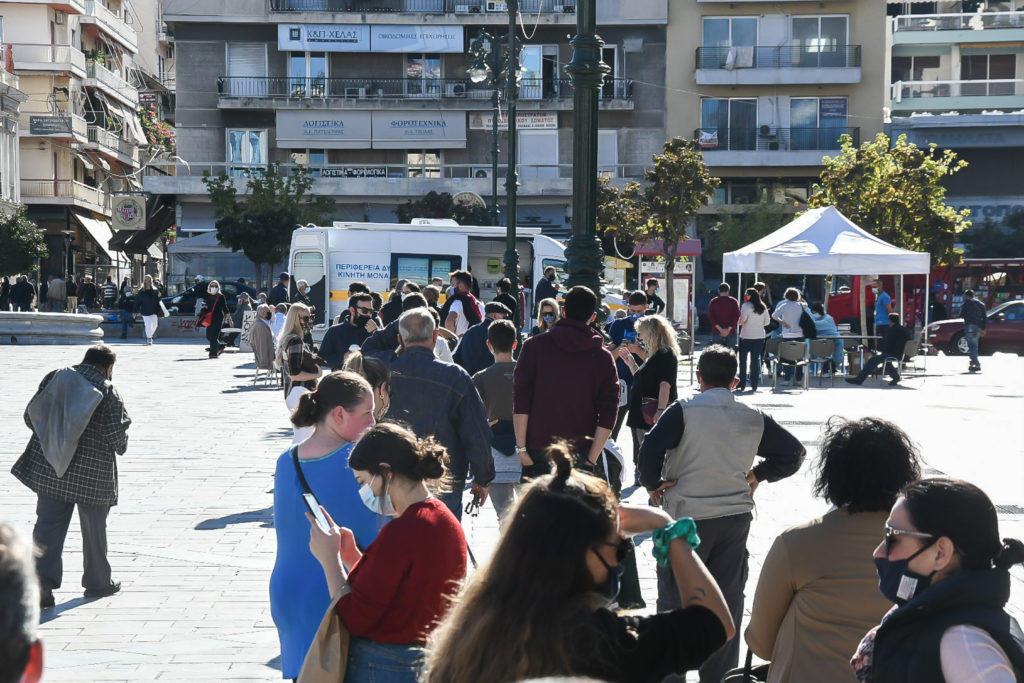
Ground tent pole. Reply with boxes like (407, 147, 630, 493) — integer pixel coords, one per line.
(690, 272, 695, 386)
(923, 273, 930, 373)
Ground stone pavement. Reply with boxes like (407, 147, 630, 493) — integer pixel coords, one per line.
(0, 339, 1021, 682)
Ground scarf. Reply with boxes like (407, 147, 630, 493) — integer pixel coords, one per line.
(851, 605, 898, 682)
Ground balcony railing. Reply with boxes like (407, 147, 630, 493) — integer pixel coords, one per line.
(20, 179, 108, 209)
(269, 0, 576, 12)
(87, 125, 119, 152)
(693, 127, 859, 152)
(217, 76, 632, 101)
(894, 11, 1024, 32)
(892, 78, 1024, 101)
(85, 61, 139, 105)
(695, 45, 861, 69)
(10, 43, 86, 72)
(82, 1, 139, 50)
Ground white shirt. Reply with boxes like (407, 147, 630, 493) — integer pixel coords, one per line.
(940, 625, 1015, 683)
(270, 312, 286, 341)
(773, 300, 806, 339)
(738, 302, 771, 340)
(434, 337, 454, 364)
(449, 300, 484, 337)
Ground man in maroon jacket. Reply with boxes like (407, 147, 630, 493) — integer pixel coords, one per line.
(708, 282, 740, 349)
(513, 286, 619, 478)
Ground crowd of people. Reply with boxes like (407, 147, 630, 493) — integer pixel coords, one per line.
(3, 268, 1023, 683)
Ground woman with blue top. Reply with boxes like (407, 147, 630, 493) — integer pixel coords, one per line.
(810, 302, 844, 375)
(269, 370, 379, 681)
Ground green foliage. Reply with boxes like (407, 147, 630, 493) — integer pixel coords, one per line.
(203, 164, 334, 275)
(138, 105, 175, 152)
(395, 191, 490, 226)
(699, 191, 791, 269)
(0, 207, 48, 275)
(962, 210, 1024, 257)
(807, 133, 970, 265)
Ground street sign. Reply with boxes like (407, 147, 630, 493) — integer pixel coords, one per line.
(29, 116, 72, 136)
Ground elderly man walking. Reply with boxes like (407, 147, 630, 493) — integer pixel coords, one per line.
(11, 344, 132, 607)
(384, 308, 494, 519)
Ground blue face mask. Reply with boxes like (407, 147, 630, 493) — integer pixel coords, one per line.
(595, 555, 625, 602)
(358, 475, 396, 517)
(542, 314, 555, 324)
(874, 541, 936, 605)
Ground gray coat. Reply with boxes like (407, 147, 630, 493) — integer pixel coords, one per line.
(12, 364, 131, 505)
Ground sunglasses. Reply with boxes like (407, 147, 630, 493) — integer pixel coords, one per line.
(595, 537, 630, 565)
(300, 315, 312, 322)
(883, 525, 933, 557)
(354, 306, 373, 314)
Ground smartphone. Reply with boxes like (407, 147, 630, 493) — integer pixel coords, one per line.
(302, 493, 331, 533)
(623, 330, 637, 344)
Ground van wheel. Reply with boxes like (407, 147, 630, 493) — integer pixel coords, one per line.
(950, 332, 968, 356)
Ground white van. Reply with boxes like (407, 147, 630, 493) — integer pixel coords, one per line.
(287, 218, 567, 333)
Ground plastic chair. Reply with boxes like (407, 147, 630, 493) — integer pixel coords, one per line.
(762, 337, 781, 374)
(773, 340, 809, 391)
(808, 338, 836, 387)
(882, 338, 921, 382)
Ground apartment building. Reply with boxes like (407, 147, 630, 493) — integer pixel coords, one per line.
(3, 0, 152, 280)
(666, 1, 886, 223)
(133, 0, 174, 118)
(887, 0, 1024, 229)
(0, 55, 27, 214)
(150, 0, 668, 248)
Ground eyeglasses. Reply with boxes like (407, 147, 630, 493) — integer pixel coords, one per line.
(594, 537, 630, 565)
(884, 525, 933, 557)
(300, 315, 312, 322)
(354, 306, 373, 314)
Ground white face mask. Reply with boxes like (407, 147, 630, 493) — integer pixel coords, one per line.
(210, 287, 219, 294)
(358, 475, 396, 516)
(872, 288, 879, 295)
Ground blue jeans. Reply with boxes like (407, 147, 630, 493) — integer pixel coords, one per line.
(344, 638, 423, 683)
(440, 488, 463, 521)
(711, 331, 737, 349)
(965, 324, 981, 366)
(855, 353, 900, 383)
(737, 338, 764, 389)
(120, 310, 132, 337)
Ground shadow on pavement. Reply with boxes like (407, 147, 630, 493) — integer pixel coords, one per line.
(195, 507, 273, 530)
(266, 654, 283, 671)
(222, 384, 277, 395)
(40, 597, 90, 624)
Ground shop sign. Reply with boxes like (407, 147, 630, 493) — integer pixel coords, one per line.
(112, 195, 146, 231)
(468, 111, 557, 130)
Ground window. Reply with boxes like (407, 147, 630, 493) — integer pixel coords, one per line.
(790, 97, 847, 150)
(405, 54, 440, 97)
(391, 254, 460, 287)
(792, 16, 849, 67)
(407, 150, 440, 178)
(521, 45, 560, 99)
(962, 54, 1015, 95)
(518, 130, 558, 179)
(702, 17, 758, 68)
(289, 51, 327, 98)
(891, 55, 941, 83)
(598, 129, 618, 179)
(227, 129, 267, 173)
(0, 17, 5, 42)
(700, 98, 757, 151)
(226, 43, 267, 97)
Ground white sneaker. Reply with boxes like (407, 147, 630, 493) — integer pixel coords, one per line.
(147, 338, 153, 345)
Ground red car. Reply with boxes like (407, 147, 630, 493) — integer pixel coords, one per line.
(926, 300, 1024, 356)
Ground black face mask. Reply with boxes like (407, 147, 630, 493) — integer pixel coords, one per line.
(875, 540, 937, 605)
(547, 273, 556, 281)
(353, 313, 371, 327)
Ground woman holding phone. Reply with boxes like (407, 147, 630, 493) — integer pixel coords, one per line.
(269, 371, 379, 682)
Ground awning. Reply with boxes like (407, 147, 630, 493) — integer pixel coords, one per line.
(85, 150, 110, 171)
(104, 98, 148, 147)
(147, 242, 163, 260)
(74, 151, 95, 171)
(73, 211, 130, 266)
(109, 196, 176, 255)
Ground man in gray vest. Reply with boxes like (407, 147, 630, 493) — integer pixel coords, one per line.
(638, 345, 805, 683)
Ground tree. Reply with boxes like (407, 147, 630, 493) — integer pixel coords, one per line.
(203, 164, 334, 286)
(395, 190, 490, 226)
(0, 207, 48, 276)
(962, 210, 1024, 257)
(807, 133, 970, 266)
(699, 188, 792, 272)
(596, 138, 720, 320)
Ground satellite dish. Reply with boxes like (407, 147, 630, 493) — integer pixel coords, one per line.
(452, 191, 487, 212)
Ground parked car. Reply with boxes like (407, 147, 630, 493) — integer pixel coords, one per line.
(161, 280, 258, 315)
(926, 300, 1024, 356)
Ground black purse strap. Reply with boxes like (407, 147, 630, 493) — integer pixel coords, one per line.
(291, 446, 315, 498)
(743, 649, 754, 682)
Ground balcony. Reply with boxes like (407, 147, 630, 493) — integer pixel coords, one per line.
(19, 111, 88, 141)
(85, 61, 139, 108)
(10, 44, 86, 77)
(217, 76, 633, 110)
(15, 0, 86, 13)
(86, 126, 139, 165)
(0, 69, 19, 90)
(80, 1, 139, 53)
(893, 11, 1024, 45)
(269, 0, 576, 12)
(695, 45, 862, 85)
(20, 178, 110, 214)
(891, 79, 1024, 113)
(693, 127, 859, 166)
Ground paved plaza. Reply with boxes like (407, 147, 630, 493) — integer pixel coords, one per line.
(0, 338, 1022, 682)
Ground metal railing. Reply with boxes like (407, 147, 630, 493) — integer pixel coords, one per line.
(269, 0, 576, 12)
(82, 1, 138, 49)
(695, 45, 861, 69)
(217, 76, 632, 101)
(10, 43, 86, 72)
(20, 179, 109, 209)
(693, 127, 859, 152)
(892, 78, 1024, 101)
(86, 61, 139, 105)
(87, 125, 119, 152)
(894, 11, 1024, 32)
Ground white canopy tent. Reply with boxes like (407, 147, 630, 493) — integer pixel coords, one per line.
(722, 206, 932, 351)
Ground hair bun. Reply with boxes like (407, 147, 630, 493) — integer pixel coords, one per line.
(994, 538, 1024, 569)
(544, 440, 575, 481)
(413, 438, 448, 481)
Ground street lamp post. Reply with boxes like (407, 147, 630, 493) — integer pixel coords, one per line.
(564, 0, 609, 301)
(469, 30, 501, 227)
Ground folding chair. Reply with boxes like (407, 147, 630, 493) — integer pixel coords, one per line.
(773, 340, 809, 392)
(762, 337, 781, 375)
(882, 338, 921, 383)
(808, 338, 836, 387)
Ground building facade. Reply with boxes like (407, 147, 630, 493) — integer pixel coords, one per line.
(0, 52, 27, 214)
(4, 0, 150, 281)
(666, 0, 886, 227)
(150, 0, 668, 257)
(886, 0, 1024, 231)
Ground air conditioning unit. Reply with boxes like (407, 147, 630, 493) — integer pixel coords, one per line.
(486, 1, 507, 12)
(55, 10, 67, 24)
(560, 4, 575, 12)
(445, 82, 466, 98)
(758, 125, 774, 137)
(454, 4, 470, 12)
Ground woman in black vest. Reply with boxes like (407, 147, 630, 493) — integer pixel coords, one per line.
(198, 280, 231, 358)
(852, 478, 1024, 682)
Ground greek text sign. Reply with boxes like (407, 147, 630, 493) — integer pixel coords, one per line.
(278, 24, 369, 52)
(371, 111, 466, 149)
(370, 25, 463, 53)
(276, 110, 371, 149)
(469, 111, 558, 130)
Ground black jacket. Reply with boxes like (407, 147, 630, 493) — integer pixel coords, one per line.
(872, 568, 1024, 683)
(880, 323, 914, 357)
(11, 280, 33, 305)
(134, 289, 161, 316)
(379, 296, 403, 326)
(268, 282, 289, 306)
(961, 298, 988, 329)
(453, 318, 494, 376)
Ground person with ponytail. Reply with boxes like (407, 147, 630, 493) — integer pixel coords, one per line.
(425, 441, 735, 683)
(342, 350, 390, 421)
(737, 287, 771, 392)
(269, 371, 378, 681)
(307, 422, 467, 682)
(851, 478, 1024, 682)
(276, 303, 322, 444)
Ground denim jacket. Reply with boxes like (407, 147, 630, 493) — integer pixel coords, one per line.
(384, 346, 494, 487)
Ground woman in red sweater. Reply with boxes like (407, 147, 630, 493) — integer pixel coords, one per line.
(308, 422, 466, 682)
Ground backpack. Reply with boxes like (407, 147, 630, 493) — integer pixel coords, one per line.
(799, 309, 817, 339)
